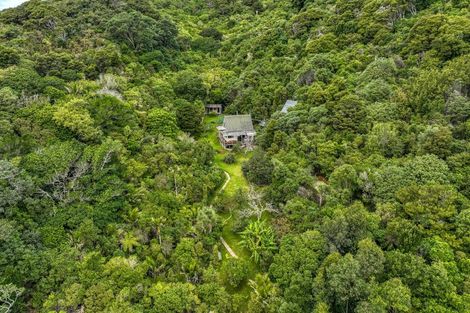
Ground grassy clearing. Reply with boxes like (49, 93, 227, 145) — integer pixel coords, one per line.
(203, 115, 251, 195)
(202, 115, 260, 301)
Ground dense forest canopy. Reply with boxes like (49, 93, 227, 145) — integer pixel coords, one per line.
(0, 0, 469, 312)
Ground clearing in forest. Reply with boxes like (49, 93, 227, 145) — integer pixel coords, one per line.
(202, 115, 261, 296)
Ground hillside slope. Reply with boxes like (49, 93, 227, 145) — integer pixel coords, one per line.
(0, 0, 469, 312)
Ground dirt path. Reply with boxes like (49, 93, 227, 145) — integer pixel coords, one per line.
(220, 236, 238, 258)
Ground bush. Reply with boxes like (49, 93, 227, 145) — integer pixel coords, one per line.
(223, 153, 236, 164)
(242, 149, 273, 185)
(220, 258, 249, 288)
(0, 46, 20, 68)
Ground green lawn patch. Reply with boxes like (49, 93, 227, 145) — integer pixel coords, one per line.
(202, 115, 261, 302)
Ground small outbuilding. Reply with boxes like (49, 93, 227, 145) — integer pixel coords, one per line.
(281, 99, 298, 113)
(205, 104, 223, 115)
(217, 115, 256, 150)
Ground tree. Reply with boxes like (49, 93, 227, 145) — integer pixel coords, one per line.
(396, 184, 458, 235)
(223, 153, 236, 164)
(269, 231, 327, 309)
(0, 46, 20, 68)
(0, 284, 24, 313)
(200, 27, 223, 41)
(329, 164, 358, 204)
(356, 278, 412, 313)
(88, 95, 137, 135)
(321, 203, 380, 253)
(242, 150, 274, 185)
(175, 99, 204, 135)
(0, 160, 34, 213)
(171, 238, 199, 274)
(246, 274, 281, 313)
(21, 141, 81, 188)
(291, 0, 309, 10)
(53, 98, 102, 141)
(239, 187, 278, 221)
(120, 232, 140, 253)
(198, 283, 233, 312)
(372, 155, 450, 203)
(107, 11, 177, 52)
(328, 94, 366, 133)
(417, 125, 453, 158)
(365, 123, 404, 157)
(355, 238, 385, 281)
(220, 258, 249, 288)
(406, 14, 470, 60)
(146, 108, 178, 137)
(149, 282, 198, 313)
(0, 66, 43, 94)
(325, 253, 367, 312)
(172, 70, 206, 102)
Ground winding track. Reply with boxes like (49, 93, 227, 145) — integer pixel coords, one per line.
(220, 171, 231, 192)
(218, 171, 239, 258)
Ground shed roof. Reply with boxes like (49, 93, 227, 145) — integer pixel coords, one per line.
(281, 100, 298, 113)
(223, 115, 255, 132)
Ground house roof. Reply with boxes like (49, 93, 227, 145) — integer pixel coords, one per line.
(281, 100, 298, 113)
(223, 115, 255, 132)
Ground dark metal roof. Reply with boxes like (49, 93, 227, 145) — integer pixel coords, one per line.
(223, 115, 255, 132)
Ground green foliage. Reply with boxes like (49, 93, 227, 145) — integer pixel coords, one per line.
(223, 153, 236, 164)
(220, 258, 249, 288)
(0, 46, 20, 68)
(328, 94, 366, 133)
(0, 66, 42, 93)
(146, 108, 178, 137)
(321, 203, 380, 253)
(0, 0, 469, 312)
(88, 95, 137, 135)
(172, 70, 206, 102)
(240, 220, 277, 265)
(242, 149, 274, 185)
(0, 283, 24, 312)
(149, 283, 198, 313)
(269, 231, 327, 309)
(107, 11, 177, 52)
(53, 98, 102, 141)
(175, 99, 204, 135)
(365, 123, 404, 157)
(325, 253, 367, 308)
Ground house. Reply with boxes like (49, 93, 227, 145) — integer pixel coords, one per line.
(281, 99, 298, 113)
(217, 115, 256, 150)
(205, 104, 223, 115)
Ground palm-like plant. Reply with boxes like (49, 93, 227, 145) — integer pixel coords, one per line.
(150, 216, 167, 245)
(240, 220, 277, 264)
(120, 232, 140, 253)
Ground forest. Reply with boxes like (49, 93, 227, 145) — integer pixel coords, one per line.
(0, 0, 469, 312)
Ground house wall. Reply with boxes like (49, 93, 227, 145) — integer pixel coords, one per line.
(218, 130, 255, 149)
(205, 105, 222, 114)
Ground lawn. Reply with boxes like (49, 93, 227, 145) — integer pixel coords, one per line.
(202, 114, 260, 300)
(203, 115, 251, 195)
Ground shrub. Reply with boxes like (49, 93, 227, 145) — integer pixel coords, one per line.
(223, 153, 236, 164)
(220, 258, 249, 288)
